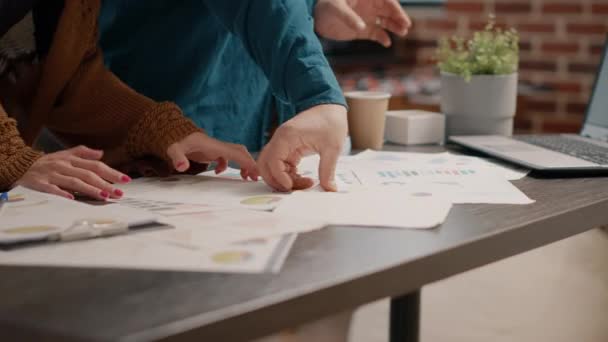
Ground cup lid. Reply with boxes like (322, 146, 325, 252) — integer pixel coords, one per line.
(344, 91, 391, 100)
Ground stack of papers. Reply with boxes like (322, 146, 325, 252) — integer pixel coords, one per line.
(0, 149, 534, 274)
(0, 187, 317, 273)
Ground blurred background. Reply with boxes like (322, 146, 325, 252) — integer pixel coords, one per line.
(326, 0, 608, 134)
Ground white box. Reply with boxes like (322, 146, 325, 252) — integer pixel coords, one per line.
(384, 110, 445, 145)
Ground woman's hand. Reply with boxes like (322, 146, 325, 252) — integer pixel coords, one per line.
(314, 0, 412, 47)
(257, 104, 348, 192)
(166, 132, 259, 180)
(15, 145, 131, 200)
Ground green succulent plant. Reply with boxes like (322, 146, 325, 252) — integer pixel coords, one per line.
(436, 15, 519, 81)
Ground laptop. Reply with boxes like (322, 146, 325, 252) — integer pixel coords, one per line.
(450, 36, 608, 174)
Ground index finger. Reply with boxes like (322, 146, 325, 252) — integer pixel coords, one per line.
(379, 0, 411, 33)
(223, 144, 260, 179)
(318, 148, 341, 192)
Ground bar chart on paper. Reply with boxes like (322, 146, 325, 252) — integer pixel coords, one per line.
(377, 168, 477, 179)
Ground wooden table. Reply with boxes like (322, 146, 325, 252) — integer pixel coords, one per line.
(2, 145, 608, 342)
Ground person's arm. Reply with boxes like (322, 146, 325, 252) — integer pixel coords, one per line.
(46, 45, 201, 166)
(0, 101, 43, 190)
(47, 46, 259, 180)
(203, 0, 346, 112)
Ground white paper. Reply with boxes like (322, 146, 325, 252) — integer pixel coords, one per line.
(319, 151, 534, 204)
(355, 150, 529, 181)
(116, 197, 325, 248)
(0, 233, 298, 273)
(120, 175, 287, 211)
(0, 187, 157, 243)
(0, 188, 304, 273)
(275, 188, 452, 229)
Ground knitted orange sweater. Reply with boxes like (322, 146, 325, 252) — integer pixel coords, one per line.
(0, 0, 200, 190)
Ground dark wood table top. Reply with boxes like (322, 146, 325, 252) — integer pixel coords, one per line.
(2, 145, 608, 342)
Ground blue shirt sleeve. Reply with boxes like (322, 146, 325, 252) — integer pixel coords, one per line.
(202, 0, 346, 113)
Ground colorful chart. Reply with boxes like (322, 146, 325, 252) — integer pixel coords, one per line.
(119, 198, 212, 217)
(240, 196, 282, 206)
(211, 251, 253, 264)
(377, 169, 476, 178)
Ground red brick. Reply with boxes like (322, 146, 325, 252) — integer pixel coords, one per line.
(545, 81, 583, 94)
(541, 119, 582, 133)
(515, 22, 555, 33)
(446, 1, 485, 13)
(541, 42, 580, 54)
(542, 3, 583, 14)
(408, 39, 436, 49)
(591, 44, 605, 55)
(568, 62, 600, 74)
(495, 2, 532, 13)
(592, 3, 608, 14)
(527, 99, 557, 113)
(468, 20, 509, 31)
(566, 102, 588, 115)
(567, 23, 607, 35)
(514, 117, 534, 131)
(519, 60, 557, 72)
(425, 19, 458, 31)
(519, 41, 532, 52)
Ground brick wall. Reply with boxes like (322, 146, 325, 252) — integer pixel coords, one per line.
(396, 0, 608, 133)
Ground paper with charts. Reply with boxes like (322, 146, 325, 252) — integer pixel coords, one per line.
(119, 174, 289, 210)
(296, 151, 533, 204)
(0, 187, 308, 273)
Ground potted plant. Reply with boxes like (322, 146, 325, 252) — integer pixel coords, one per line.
(437, 16, 519, 136)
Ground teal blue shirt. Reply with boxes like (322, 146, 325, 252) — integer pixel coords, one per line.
(99, 0, 345, 151)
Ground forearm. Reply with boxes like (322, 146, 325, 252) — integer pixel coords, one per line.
(0, 102, 43, 190)
(47, 49, 200, 166)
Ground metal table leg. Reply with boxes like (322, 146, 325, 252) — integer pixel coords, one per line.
(389, 289, 421, 342)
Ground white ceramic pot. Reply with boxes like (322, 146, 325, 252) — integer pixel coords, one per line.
(440, 72, 518, 136)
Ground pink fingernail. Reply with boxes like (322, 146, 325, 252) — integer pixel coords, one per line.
(114, 189, 124, 197)
(177, 161, 186, 168)
(66, 194, 75, 200)
(100, 191, 109, 198)
(121, 175, 131, 183)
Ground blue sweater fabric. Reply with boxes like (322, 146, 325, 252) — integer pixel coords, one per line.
(99, 0, 345, 152)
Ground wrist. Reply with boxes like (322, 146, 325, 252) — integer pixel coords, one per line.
(2, 147, 44, 191)
(127, 102, 201, 161)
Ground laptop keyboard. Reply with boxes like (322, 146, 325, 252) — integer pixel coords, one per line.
(515, 135, 608, 165)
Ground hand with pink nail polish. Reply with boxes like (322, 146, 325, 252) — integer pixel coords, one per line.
(14, 145, 131, 201)
(166, 132, 259, 181)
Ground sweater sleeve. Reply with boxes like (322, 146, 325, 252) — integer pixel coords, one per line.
(0, 101, 43, 190)
(203, 0, 346, 113)
(45, 47, 201, 166)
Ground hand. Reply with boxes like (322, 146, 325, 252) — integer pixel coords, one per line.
(257, 104, 348, 192)
(15, 146, 131, 200)
(166, 132, 259, 180)
(314, 0, 412, 47)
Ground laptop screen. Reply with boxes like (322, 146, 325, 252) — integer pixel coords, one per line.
(584, 39, 608, 131)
